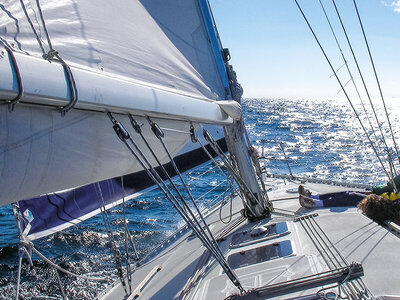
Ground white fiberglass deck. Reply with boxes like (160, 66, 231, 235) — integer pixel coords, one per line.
(99, 178, 400, 300)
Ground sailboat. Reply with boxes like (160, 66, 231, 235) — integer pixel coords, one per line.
(1, 0, 400, 299)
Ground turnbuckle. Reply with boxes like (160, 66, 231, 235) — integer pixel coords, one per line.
(190, 122, 197, 143)
(129, 114, 142, 134)
(147, 117, 164, 139)
(107, 112, 130, 141)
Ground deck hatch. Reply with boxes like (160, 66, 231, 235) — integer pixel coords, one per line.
(227, 240, 293, 269)
(230, 222, 289, 248)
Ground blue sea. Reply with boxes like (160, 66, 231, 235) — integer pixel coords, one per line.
(0, 98, 399, 299)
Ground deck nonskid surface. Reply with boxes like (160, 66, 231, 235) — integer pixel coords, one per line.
(100, 179, 400, 299)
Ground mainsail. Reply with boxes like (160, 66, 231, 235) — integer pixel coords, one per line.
(0, 0, 235, 207)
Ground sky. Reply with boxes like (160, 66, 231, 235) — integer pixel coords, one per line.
(209, 0, 400, 99)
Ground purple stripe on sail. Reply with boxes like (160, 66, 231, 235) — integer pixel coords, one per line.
(17, 138, 227, 239)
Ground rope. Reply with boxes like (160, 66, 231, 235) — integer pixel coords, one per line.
(297, 214, 371, 298)
(15, 255, 23, 300)
(120, 175, 137, 294)
(20, 0, 78, 114)
(294, 0, 395, 189)
(31, 246, 107, 281)
(19, 0, 46, 54)
(148, 117, 229, 257)
(352, 0, 400, 167)
(0, 41, 24, 110)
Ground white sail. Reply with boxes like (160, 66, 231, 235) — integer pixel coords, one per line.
(0, 0, 226, 100)
(0, 0, 234, 206)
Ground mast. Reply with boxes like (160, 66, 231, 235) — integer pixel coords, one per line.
(199, 0, 271, 219)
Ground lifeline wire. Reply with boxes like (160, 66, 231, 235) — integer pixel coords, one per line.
(330, 0, 398, 178)
(294, 0, 395, 187)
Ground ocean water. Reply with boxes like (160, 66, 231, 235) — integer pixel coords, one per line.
(0, 98, 399, 299)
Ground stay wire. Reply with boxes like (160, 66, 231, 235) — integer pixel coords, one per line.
(294, 0, 394, 186)
(330, 0, 397, 177)
(196, 133, 257, 216)
(137, 118, 239, 282)
(202, 129, 265, 209)
(352, 0, 400, 168)
(109, 114, 244, 293)
(94, 183, 128, 295)
(318, 0, 383, 157)
(147, 118, 229, 265)
(120, 176, 135, 294)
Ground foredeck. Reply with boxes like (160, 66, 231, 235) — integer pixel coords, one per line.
(99, 178, 400, 299)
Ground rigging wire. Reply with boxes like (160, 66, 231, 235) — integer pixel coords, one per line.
(196, 131, 257, 217)
(108, 113, 245, 294)
(147, 117, 232, 265)
(351, 0, 400, 167)
(293, 0, 395, 187)
(203, 128, 266, 210)
(330, 0, 398, 178)
(318, 0, 383, 158)
(94, 183, 128, 295)
(120, 175, 137, 294)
